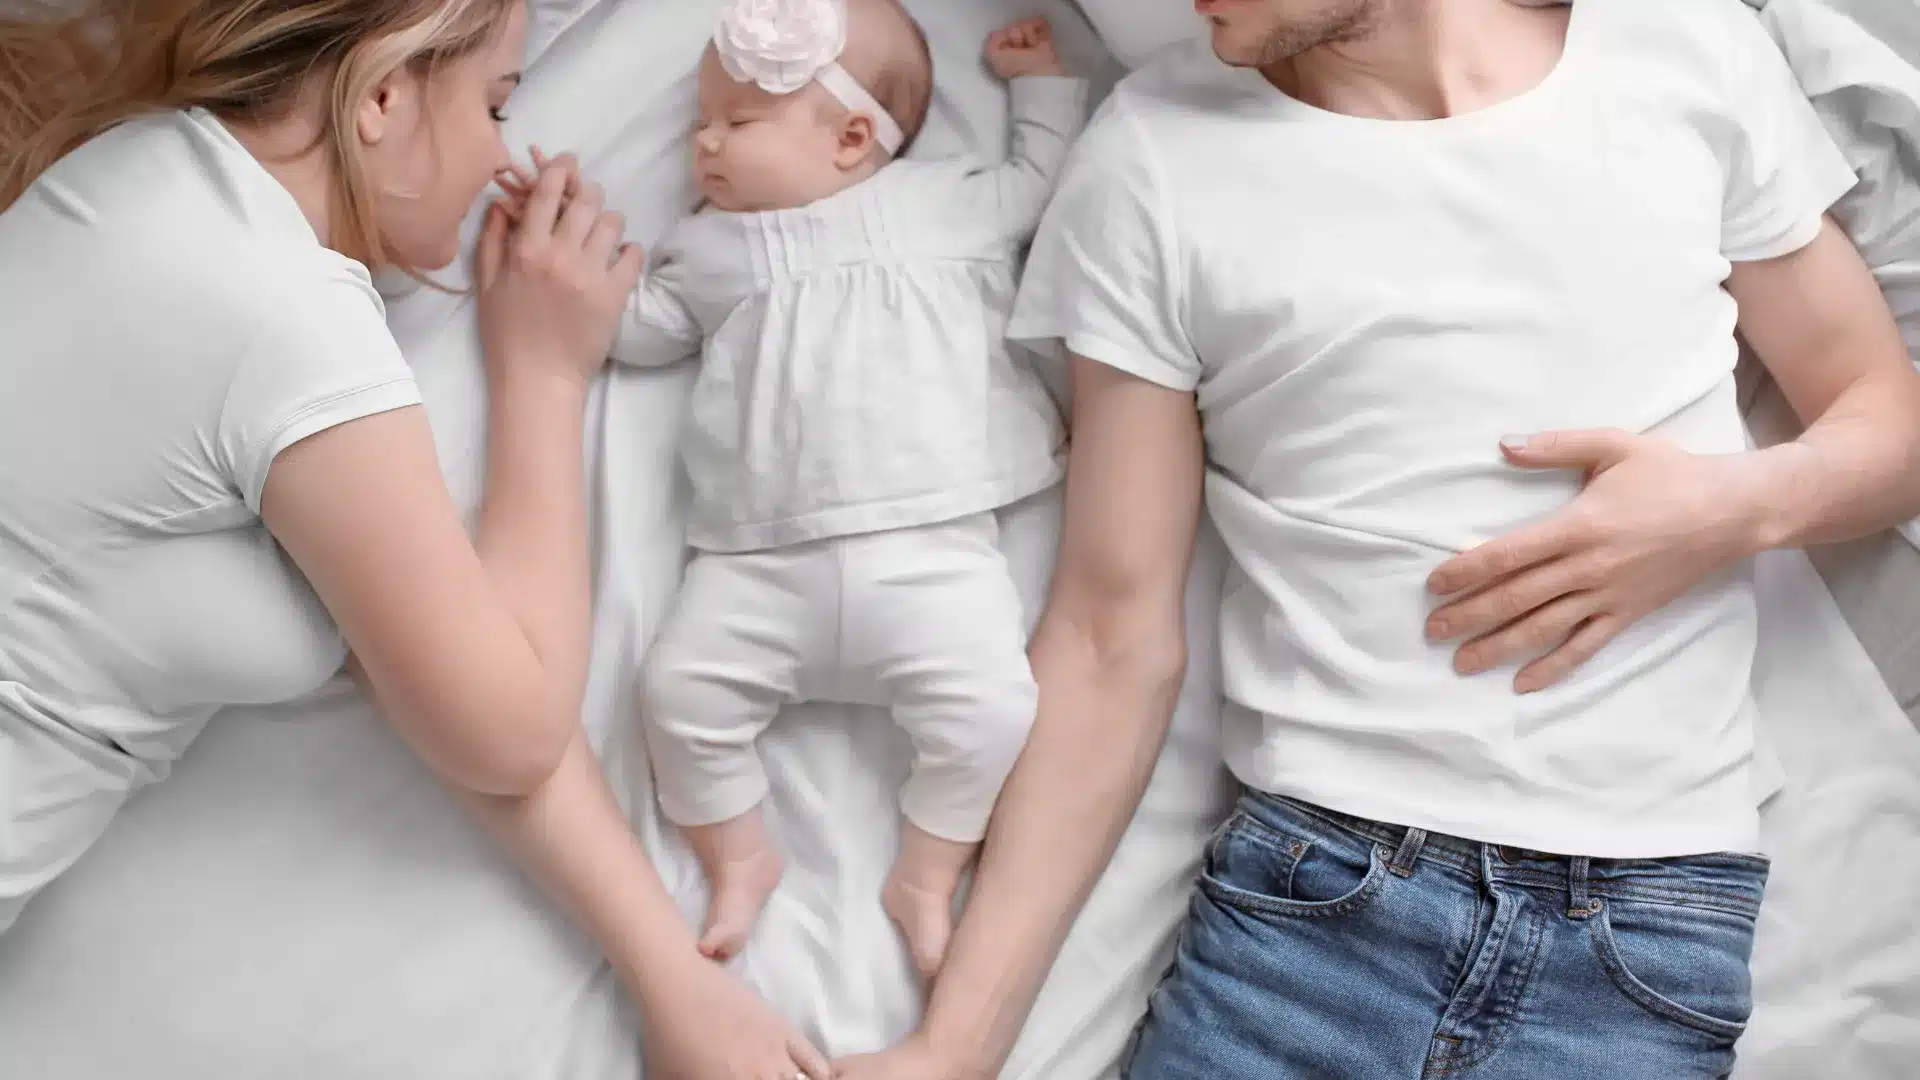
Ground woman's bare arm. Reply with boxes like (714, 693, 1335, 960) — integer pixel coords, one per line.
(263, 161, 833, 1079)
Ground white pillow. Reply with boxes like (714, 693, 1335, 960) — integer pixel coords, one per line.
(1065, 0, 1204, 68)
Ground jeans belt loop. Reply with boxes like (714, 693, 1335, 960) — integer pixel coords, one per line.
(1388, 826, 1427, 878)
(1567, 854, 1599, 918)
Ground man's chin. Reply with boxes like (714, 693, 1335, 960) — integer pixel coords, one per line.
(1209, 25, 1263, 68)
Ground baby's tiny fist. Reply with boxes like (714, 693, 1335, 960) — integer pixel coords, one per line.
(986, 16, 1065, 79)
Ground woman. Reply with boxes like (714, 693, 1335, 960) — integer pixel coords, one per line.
(0, 2, 826, 1077)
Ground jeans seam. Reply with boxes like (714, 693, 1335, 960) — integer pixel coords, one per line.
(1425, 900, 1550, 1075)
(1120, 916, 1189, 1079)
(1228, 810, 1314, 862)
(1199, 847, 1390, 919)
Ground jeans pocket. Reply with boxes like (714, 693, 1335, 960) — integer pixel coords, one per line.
(1197, 808, 1390, 919)
(1590, 898, 1757, 1042)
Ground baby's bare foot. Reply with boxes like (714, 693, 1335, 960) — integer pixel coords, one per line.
(882, 870, 956, 979)
(884, 825, 978, 979)
(685, 811, 784, 962)
(698, 844, 782, 961)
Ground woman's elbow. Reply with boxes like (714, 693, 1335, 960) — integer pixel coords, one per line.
(467, 728, 571, 797)
(419, 687, 577, 798)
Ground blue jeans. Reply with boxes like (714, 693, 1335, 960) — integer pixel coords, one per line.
(1124, 791, 1768, 1080)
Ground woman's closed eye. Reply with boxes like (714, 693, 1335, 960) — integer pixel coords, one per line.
(489, 73, 521, 125)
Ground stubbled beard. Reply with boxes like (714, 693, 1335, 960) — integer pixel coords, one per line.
(1252, 0, 1381, 64)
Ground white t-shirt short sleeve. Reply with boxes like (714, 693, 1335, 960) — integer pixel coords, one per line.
(1008, 99, 1200, 393)
(1002, 0, 1856, 859)
(0, 108, 422, 932)
(1716, 1, 1859, 261)
(219, 269, 421, 514)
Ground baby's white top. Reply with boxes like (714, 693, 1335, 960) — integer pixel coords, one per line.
(616, 76, 1089, 553)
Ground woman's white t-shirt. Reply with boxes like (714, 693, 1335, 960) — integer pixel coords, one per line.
(1010, 0, 1858, 858)
(0, 109, 422, 932)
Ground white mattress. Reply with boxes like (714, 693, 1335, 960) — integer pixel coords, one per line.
(1, 2, 1917, 1077)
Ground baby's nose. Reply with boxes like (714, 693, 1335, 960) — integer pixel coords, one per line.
(695, 126, 724, 154)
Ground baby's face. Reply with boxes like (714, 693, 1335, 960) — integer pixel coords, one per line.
(693, 49, 856, 213)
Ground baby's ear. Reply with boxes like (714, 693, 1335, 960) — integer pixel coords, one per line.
(834, 113, 881, 169)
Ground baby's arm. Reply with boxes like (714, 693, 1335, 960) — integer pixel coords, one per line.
(966, 18, 1091, 242)
(612, 255, 702, 369)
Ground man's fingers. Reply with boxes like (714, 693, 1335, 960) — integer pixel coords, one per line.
(1499, 427, 1639, 474)
(1451, 591, 1598, 677)
(1428, 554, 1597, 642)
(1515, 615, 1624, 693)
(1429, 514, 1587, 597)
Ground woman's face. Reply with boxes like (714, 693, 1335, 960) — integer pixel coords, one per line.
(360, 1, 528, 270)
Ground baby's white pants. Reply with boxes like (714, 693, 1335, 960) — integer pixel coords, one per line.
(640, 513, 1037, 843)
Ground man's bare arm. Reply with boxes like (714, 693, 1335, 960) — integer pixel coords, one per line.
(921, 355, 1206, 1075)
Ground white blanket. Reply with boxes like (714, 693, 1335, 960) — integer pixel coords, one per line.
(1, 2, 1917, 1077)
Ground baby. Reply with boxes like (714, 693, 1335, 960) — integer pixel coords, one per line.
(614, 0, 1087, 977)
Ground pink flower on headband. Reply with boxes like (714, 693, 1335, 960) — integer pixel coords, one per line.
(714, 0, 848, 95)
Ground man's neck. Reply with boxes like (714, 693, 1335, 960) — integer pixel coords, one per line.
(1262, 0, 1571, 122)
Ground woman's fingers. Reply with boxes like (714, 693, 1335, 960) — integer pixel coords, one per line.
(496, 162, 535, 194)
(585, 208, 626, 267)
(531, 146, 585, 201)
(476, 200, 510, 289)
(609, 240, 647, 297)
(557, 180, 605, 247)
(789, 1033, 832, 1080)
(517, 155, 575, 239)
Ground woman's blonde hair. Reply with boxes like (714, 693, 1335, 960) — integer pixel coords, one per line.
(0, 0, 514, 267)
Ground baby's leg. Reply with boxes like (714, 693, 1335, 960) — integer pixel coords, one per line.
(640, 548, 821, 961)
(843, 514, 1039, 978)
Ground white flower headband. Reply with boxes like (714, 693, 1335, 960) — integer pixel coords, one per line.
(714, 0, 907, 156)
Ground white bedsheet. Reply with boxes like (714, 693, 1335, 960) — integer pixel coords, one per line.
(1, 2, 1917, 1078)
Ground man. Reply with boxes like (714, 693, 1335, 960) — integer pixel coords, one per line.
(834, 1, 1920, 1077)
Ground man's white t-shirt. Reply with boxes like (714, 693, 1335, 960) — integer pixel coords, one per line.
(1009, 0, 1858, 858)
(0, 109, 422, 931)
